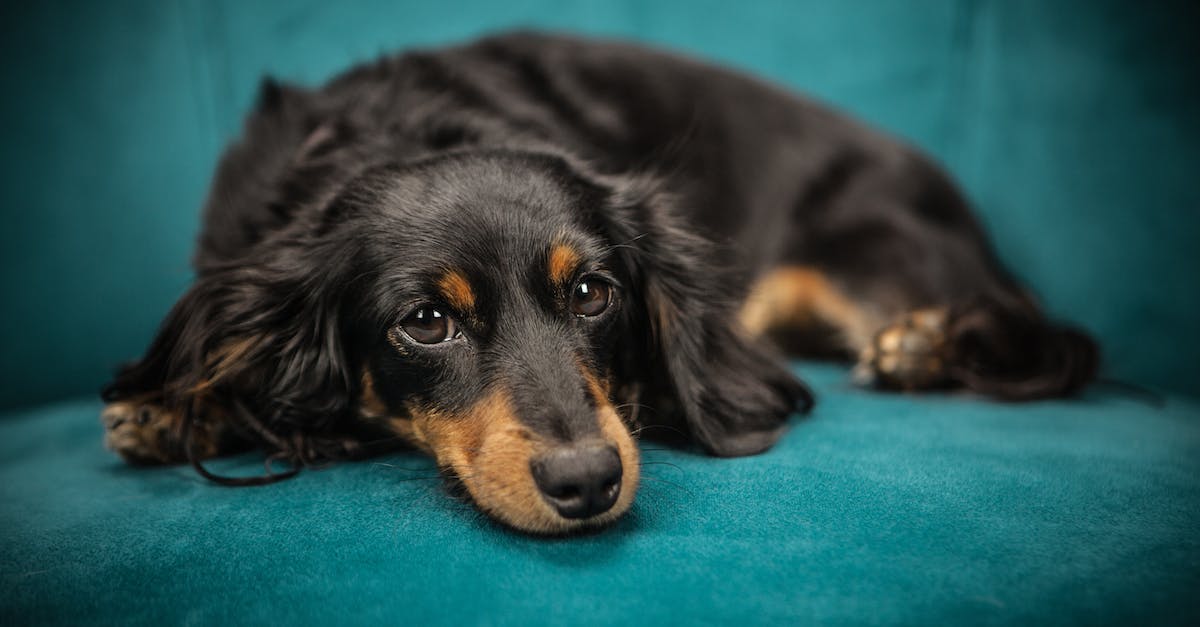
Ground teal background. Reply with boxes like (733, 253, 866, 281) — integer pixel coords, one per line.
(2, 2, 1199, 625)
(1, 0, 1198, 409)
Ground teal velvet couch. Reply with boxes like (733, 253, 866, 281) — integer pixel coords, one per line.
(2, 2, 1198, 624)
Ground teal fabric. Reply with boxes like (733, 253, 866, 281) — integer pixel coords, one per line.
(1, 1, 1198, 409)
(3, 364, 1198, 625)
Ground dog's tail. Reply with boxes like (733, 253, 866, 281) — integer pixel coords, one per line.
(944, 296, 1100, 400)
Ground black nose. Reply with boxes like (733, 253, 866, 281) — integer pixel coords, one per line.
(531, 443, 622, 519)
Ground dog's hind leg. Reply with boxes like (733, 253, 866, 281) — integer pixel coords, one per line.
(742, 264, 1097, 400)
(739, 265, 953, 390)
(855, 297, 1098, 399)
(744, 153, 1098, 399)
(740, 265, 883, 357)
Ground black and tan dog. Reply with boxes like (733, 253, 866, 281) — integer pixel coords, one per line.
(101, 32, 1097, 534)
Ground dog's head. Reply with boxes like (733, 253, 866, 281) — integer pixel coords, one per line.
(346, 152, 643, 533)
(107, 150, 811, 534)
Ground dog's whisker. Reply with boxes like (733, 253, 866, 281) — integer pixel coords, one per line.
(596, 233, 650, 256)
(378, 471, 445, 480)
(629, 423, 688, 438)
(639, 475, 695, 496)
(391, 470, 451, 480)
(638, 461, 684, 472)
(371, 461, 437, 471)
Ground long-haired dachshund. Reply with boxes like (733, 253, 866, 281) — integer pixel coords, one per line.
(101, 32, 1097, 534)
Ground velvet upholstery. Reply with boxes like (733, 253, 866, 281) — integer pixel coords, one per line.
(3, 365, 1199, 625)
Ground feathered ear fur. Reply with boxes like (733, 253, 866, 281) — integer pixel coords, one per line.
(102, 234, 360, 462)
(600, 180, 814, 457)
(102, 76, 374, 468)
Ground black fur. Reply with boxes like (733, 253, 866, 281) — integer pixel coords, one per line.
(105, 32, 1097, 477)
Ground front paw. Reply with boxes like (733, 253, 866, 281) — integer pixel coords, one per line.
(102, 401, 186, 464)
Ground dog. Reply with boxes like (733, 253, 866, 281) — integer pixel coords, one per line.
(101, 32, 1098, 534)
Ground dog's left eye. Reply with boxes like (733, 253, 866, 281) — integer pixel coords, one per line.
(570, 279, 613, 317)
(399, 307, 462, 344)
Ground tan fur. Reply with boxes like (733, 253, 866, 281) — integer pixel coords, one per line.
(101, 398, 226, 464)
(189, 335, 262, 395)
(358, 370, 387, 418)
(585, 370, 640, 525)
(857, 307, 950, 390)
(404, 384, 639, 534)
(645, 281, 681, 341)
(437, 269, 476, 313)
(104, 336, 263, 463)
(548, 243, 581, 286)
(740, 266, 879, 351)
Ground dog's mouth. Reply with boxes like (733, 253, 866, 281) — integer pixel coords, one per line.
(403, 393, 640, 535)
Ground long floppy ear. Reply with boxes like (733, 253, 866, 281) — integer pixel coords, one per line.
(601, 183, 814, 457)
(103, 235, 359, 462)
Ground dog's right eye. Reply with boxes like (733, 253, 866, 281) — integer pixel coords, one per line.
(399, 307, 461, 344)
(570, 278, 613, 317)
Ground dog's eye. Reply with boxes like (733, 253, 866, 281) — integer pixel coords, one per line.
(400, 307, 461, 344)
(570, 279, 612, 317)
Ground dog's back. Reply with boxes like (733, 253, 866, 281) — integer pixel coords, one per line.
(196, 31, 1096, 399)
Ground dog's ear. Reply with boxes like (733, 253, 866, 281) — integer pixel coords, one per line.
(103, 234, 358, 454)
(601, 185, 814, 457)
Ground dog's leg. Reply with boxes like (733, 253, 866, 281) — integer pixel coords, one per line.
(740, 265, 881, 355)
(741, 266, 949, 389)
(742, 265, 1095, 398)
(101, 397, 234, 465)
(742, 144, 1098, 399)
(853, 300, 1097, 398)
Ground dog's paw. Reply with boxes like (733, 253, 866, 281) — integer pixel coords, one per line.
(102, 401, 182, 464)
(853, 309, 950, 391)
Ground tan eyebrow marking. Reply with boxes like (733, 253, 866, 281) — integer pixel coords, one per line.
(548, 243, 581, 286)
(438, 269, 476, 312)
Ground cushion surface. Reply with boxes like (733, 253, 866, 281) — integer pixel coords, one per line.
(3, 364, 1197, 625)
